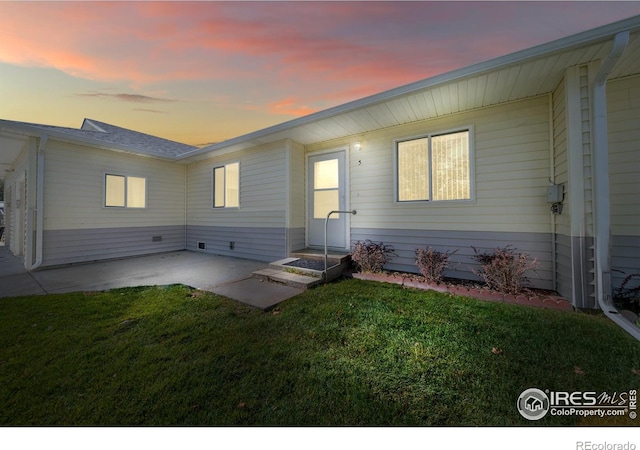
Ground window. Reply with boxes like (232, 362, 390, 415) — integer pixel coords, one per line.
(396, 130, 471, 202)
(213, 162, 240, 208)
(105, 174, 146, 208)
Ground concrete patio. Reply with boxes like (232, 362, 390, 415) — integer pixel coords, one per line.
(0, 246, 304, 310)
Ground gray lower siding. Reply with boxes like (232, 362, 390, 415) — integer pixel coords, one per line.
(351, 228, 553, 290)
(555, 233, 600, 309)
(554, 233, 574, 301)
(612, 235, 640, 290)
(42, 225, 186, 267)
(187, 225, 286, 262)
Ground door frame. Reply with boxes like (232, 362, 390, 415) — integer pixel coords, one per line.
(10, 178, 25, 257)
(305, 147, 351, 251)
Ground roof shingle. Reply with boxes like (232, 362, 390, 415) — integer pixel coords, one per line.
(0, 118, 197, 159)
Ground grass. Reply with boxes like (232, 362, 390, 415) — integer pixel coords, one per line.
(1, 279, 639, 426)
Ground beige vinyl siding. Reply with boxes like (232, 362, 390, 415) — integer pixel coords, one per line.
(309, 95, 552, 234)
(186, 140, 289, 260)
(608, 75, 640, 237)
(43, 141, 185, 230)
(186, 140, 288, 229)
(38, 140, 186, 266)
(607, 75, 640, 286)
(307, 97, 553, 286)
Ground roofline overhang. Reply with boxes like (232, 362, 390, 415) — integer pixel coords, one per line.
(0, 120, 180, 162)
(179, 14, 640, 160)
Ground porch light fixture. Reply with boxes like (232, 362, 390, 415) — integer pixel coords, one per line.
(354, 142, 361, 151)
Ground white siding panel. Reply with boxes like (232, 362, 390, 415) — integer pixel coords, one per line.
(44, 141, 185, 230)
(309, 96, 552, 235)
(607, 75, 640, 288)
(608, 76, 640, 236)
(289, 140, 306, 229)
(186, 141, 287, 229)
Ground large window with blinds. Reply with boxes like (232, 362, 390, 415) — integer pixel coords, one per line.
(396, 129, 472, 202)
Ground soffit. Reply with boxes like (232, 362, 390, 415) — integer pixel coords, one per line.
(279, 36, 639, 145)
(0, 131, 29, 180)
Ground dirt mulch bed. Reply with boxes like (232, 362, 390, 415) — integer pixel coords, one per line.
(347, 270, 574, 312)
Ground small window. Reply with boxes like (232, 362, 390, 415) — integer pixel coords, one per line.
(105, 174, 146, 208)
(213, 162, 240, 208)
(396, 130, 471, 202)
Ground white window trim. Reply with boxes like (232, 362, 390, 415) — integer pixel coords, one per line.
(103, 173, 147, 209)
(393, 126, 475, 205)
(212, 162, 240, 209)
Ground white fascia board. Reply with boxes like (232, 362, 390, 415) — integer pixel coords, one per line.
(179, 15, 640, 160)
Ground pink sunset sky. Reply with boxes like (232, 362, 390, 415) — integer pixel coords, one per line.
(1, 1, 640, 147)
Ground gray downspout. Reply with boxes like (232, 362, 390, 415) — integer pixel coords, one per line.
(591, 31, 640, 340)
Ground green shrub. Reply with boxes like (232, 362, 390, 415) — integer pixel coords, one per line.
(472, 245, 538, 294)
(415, 247, 457, 284)
(614, 273, 640, 314)
(351, 240, 395, 273)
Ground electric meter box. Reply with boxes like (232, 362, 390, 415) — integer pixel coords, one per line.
(547, 184, 564, 203)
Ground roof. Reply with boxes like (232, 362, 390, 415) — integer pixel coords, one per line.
(80, 119, 197, 157)
(0, 118, 198, 179)
(0, 118, 196, 158)
(180, 14, 640, 161)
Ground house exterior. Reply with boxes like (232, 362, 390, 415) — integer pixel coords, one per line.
(1, 16, 639, 319)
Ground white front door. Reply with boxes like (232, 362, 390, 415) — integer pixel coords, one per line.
(308, 151, 348, 249)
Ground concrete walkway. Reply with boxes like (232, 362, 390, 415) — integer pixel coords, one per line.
(0, 246, 304, 310)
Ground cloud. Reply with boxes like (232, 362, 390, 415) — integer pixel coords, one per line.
(0, 1, 549, 89)
(2, 0, 640, 124)
(266, 96, 318, 117)
(133, 108, 167, 114)
(76, 92, 176, 103)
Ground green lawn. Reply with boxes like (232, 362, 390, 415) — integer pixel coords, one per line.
(1, 279, 639, 426)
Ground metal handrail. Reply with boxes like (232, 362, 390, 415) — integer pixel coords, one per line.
(324, 209, 357, 280)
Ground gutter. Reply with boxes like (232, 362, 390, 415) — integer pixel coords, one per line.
(591, 31, 640, 340)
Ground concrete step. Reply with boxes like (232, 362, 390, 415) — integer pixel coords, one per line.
(271, 256, 348, 280)
(252, 268, 324, 290)
(290, 249, 351, 265)
(253, 250, 352, 290)
(268, 257, 324, 278)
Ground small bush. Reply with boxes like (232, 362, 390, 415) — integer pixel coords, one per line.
(472, 245, 538, 294)
(415, 247, 457, 284)
(614, 273, 640, 314)
(351, 240, 396, 273)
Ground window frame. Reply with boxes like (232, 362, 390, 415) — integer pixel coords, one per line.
(394, 126, 474, 205)
(104, 173, 147, 209)
(212, 162, 240, 209)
